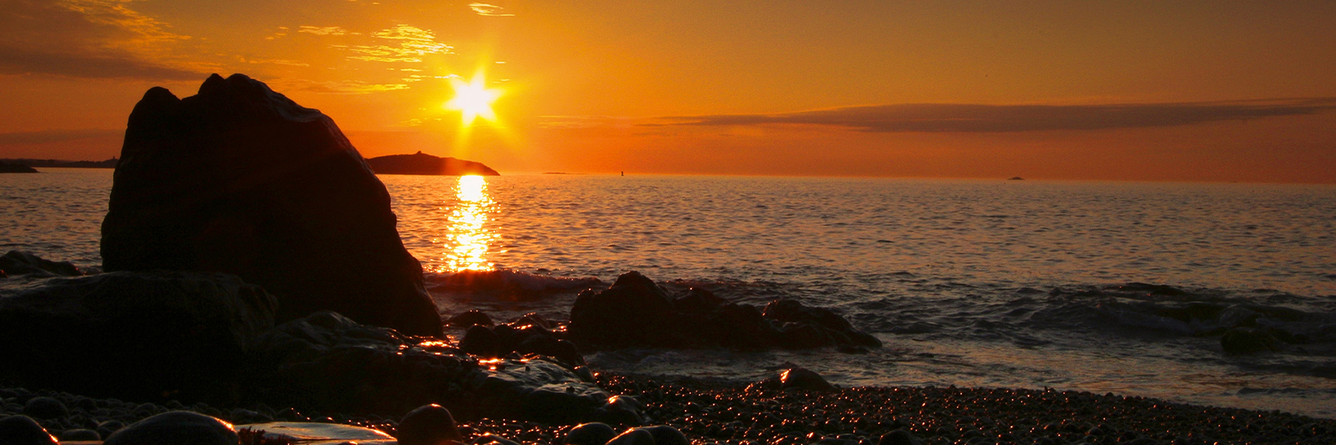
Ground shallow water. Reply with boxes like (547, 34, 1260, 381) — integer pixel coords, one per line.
(3, 169, 1335, 418)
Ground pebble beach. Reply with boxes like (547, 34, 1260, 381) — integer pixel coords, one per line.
(5, 372, 1336, 444)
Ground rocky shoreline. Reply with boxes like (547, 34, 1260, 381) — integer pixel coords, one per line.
(4, 372, 1336, 444)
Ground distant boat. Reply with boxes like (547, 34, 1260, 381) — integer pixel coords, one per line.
(1008, 176, 1025, 181)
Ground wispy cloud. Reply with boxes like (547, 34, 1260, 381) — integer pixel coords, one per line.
(659, 99, 1336, 132)
(299, 26, 358, 36)
(0, 0, 202, 80)
(278, 79, 411, 94)
(470, 3, 515, 17)
(333, 24, 452, 63)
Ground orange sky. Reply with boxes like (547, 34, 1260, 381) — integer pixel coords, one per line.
(2, 1, 1334, 182)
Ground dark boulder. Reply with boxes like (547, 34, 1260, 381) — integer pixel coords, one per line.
(448, 310, 495, 328)
(0, 251, 81, 278)
(569, 271, 677, 347)
(397, 404, 462, 445)
(569, 272, 879, 351)
(100, 73, 442, 337)
(0, 415, 58, 445)
(0, 271, 277, 402)
(21, 397, 67, 419)
(103, 411, 239, 445)
(563, 422, 617, 445)
(245, 311, 609, 420)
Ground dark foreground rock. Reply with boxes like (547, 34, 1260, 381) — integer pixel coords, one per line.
(0, 260, 611, 423)
(245, 311, 609, 421)
(367, 151, 499, 176)
(0, 271, 277, 402)
(0, 250, 83, 278)
(568, 271, 880, 351)
(101, 73, 441, 337)
(103, 411, 239, 445)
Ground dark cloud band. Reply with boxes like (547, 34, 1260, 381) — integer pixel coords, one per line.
(662, 99, 1336, 132)
(0, 129, 124, 145)
(0, 47, 202, 80)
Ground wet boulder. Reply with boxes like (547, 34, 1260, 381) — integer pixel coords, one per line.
(245, 311, 609, 420)
(101, 73, 442, 337)
(0, 271, 277, 402)
(0, 415, 58, 445)
(0, 251, 81, 278)
(569, 272, 879, 351)
(103, 411, 239, 445)
(448, 309, 495, 328)
(570, 271, 677, 347)
(397, 404, 462, 445)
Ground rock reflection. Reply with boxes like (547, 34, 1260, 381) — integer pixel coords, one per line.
(440, 175, 497, 272)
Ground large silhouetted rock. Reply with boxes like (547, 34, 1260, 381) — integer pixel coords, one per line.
(367, 151, 499, 176)
(101, 73, 443, 337)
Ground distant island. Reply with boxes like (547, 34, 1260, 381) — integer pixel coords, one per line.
(1008, 176, 1025, 180)
(0, 158, 119, 169)
(365, 152, 499, 176)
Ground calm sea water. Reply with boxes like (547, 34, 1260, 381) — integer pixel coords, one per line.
(4, 168, 1335, 418)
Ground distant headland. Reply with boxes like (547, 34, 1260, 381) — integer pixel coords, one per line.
(365, 151, 499, 176)
(0, 161, 39, 173)
(0, 158, 118, 170)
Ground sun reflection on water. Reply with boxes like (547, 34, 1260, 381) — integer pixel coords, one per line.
(439, 175, 497, 272)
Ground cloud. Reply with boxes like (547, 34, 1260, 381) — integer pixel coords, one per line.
(333, 24, 452, 63)
(0, 46, 201, 80)
(0, 0, 201, 80)
(470, 3, 515, 17)
(299, 26, 357, 36)
(660, 99, 1336, 132)
(278, 79, 411, 94)
(0, 129, 123, 145)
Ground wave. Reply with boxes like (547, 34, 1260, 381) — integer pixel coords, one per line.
(425, 269, 604, 301)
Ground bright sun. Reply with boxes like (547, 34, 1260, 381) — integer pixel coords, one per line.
(444, 74, 501, 126)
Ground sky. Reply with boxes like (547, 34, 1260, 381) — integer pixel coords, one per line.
(1, 0, 1335, 182)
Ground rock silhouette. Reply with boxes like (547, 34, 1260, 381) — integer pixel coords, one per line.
(569, 271, 881, 351)
(101, 73, 442, 337)
(366, 151, 499, 176)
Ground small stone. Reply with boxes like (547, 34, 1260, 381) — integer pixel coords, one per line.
(448, 310, 495, 328)
(779, 368, 835, 392)
(590, 395, 647, 426)
(22, 397, 68, 419)
(606, 428, 656, 445)
(641, 425, 689, 445)
(397, 404, 461, 445)
(103, 411, 238, 445)
(0, 415, 58, 445)
(564, 422, 617, 445)
(878, 429, 922, 445)
(460, 325, 503, 357)
(472, 434, 520, 445)
(60, 428, 103, 441)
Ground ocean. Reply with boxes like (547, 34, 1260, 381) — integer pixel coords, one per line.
(3, 168, 1334, 418)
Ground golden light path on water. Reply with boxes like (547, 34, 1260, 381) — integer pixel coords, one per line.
(440, 175, 497, 272)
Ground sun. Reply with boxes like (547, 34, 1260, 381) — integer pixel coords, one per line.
(444, 73, 502, 126)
